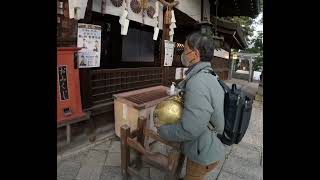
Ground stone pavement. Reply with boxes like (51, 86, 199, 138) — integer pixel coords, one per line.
(216, 101, 263, 180)
(57, 80, 263, 180)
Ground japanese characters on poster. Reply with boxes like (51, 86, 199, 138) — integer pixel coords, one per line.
(77, 23, 101, 68)
(164, 40, 175, 66)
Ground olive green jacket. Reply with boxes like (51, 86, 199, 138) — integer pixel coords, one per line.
(159, 62, 226, 165)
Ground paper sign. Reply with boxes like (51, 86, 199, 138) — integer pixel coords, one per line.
(175, 68, 183, 80)
(77, 23, 101, 68)
(164, 40, 175, 66)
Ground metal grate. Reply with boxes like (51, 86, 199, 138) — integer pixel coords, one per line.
(124, 89, 168, 105)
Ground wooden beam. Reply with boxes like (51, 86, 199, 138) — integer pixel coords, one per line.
(127, 137, 151, 155)
(127, 137, 171, 167)
(228, 49, 233, 80)
(57, 112, 91, 128)
(143, 129, 180, 149)
(172, 154, 185, 179)
(201, 0, 204, 21)
(167, 150, 180, 171)
(141, 155, 169, 172)
(160, 2, 173, 86)
(79, 69, 93, 109)
(120, 125, 131, 180)
(136, 117, 146, 169)
(129, 129, 139, 139)
(66, 124, 71, 144)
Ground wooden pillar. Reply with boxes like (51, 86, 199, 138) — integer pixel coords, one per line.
(161, 8, 170, 86)
(228, 50, 234, 80)
(120, 125, 131, 180)
(136, 117, 146, 169)
(201, 0, 204, 21)
(66, 124, 71, 144)
(172, 154, 186, 179)
(79, 69, 93, 109)
(159, 1, 179, 86)
(249, 58, 253, 82)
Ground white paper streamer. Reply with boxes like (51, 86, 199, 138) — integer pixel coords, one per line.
(169, 29, 174, 36)
(153, 27, 159, 40)
(170, 22, 176, 29)
(171, 10, 176, 23)
(121, 19, 130, 35)
(119, 10, 128, 25)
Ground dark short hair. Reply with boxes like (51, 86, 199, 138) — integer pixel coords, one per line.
(185, 31, 214, 62)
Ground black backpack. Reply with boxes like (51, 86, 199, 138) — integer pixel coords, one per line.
(208, 70, 253, 146)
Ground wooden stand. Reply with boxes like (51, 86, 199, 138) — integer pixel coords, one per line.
(57, 112, 92, 144)
(120, 117, 185, 180)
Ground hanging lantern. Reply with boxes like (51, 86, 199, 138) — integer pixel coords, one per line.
(196, 19, 224, 49)
(213, 35, 224, 49)
(198, 19, 213, 36)
(232, 53, 238, 60)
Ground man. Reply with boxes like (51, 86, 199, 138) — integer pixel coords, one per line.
(155, 31, 226, 180)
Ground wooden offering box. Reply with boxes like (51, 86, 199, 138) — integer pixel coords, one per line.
(113, 86, 170, 137)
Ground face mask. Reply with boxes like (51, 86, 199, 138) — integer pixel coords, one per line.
(181, 52, 191, 67)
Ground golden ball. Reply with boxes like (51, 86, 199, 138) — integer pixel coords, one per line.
(153, 95, 183, 125)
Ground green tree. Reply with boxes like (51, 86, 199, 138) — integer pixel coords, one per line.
(253, 55, 263, 71)
(246, 31, 263, 71)
(219, 0, 263, 42)
(219, 1, 264, 72)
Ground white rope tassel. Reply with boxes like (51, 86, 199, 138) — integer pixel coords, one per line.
(121, 19, 130, 35)
(153, 26, 159, 40)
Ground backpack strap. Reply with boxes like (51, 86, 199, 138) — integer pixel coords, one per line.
(201, 69, 226, 135)
(205, 69, 230, 93)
